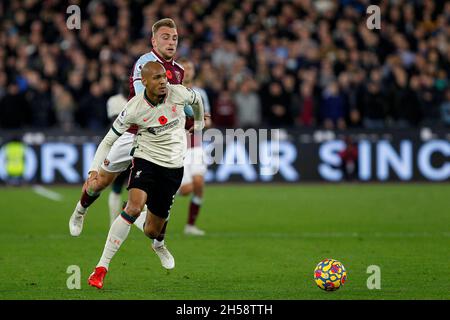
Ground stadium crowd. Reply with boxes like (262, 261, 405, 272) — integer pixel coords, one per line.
(0, 0, 449, 131)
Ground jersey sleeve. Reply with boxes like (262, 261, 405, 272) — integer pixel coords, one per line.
(173, 85, 200, 106)
(170, 85, 205, 130)
(132, 53, 157, 94)
(111, 103, 136, 135)
(133, 81, 145, 95)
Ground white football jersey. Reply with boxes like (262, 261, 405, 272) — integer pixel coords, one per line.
(111, 84, 201, 168)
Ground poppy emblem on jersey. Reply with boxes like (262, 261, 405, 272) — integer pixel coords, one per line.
(158, 115, 168, 125)
(166, 70, 173, 79)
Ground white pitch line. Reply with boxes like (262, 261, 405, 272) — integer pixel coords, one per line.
(32, 185, 63, 202)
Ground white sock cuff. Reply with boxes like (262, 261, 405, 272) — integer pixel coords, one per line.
(192, 196, 203, 205)
(77, 201, 87, 213)
(153, 239, 164, 248)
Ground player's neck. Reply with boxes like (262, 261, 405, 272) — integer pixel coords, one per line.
(144, 89, 165, 106)
(152, 49, 172, 62)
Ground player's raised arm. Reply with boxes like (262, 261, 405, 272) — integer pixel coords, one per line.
(89, 106, 134, 173)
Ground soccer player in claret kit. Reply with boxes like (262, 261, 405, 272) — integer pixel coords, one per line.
(87, 61, 204, 289)
(69, 18, 185, 269)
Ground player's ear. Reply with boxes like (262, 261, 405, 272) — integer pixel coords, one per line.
(151, 37, 156, 48)
(142, 78, 147, 87)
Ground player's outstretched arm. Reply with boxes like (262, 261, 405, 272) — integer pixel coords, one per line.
(89, 106, 134, 173)
(88, 128, 122, 173)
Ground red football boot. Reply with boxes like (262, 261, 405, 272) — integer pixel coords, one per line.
(88, 266, 107, 289)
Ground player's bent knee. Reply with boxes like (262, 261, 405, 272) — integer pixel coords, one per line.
(97, 170, 117, 189)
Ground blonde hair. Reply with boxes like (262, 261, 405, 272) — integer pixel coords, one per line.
(152, 18, 177, 37)
(177, 57, 192, 66)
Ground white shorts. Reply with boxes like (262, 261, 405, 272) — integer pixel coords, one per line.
(101, 132, 135, 173)
(181, 147, 207, 186)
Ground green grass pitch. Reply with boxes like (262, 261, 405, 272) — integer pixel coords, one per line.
(0, 184, 449, 300)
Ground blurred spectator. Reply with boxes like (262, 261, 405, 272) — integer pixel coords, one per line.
(106, 77, 129, 123)
(0, 83, 31, 129)
(294, 81, 318, 127)
(27, 78, 54, 128)
(212, 90, 236, 128)
(388, 67, 421, 127)
(2, 136, 26, 186)
(362, 81, 387, 129)
(0, 72, 8, 100)
(440, 88, 450, 127)
(78, 82, 108, 131)
(0, 0, 448, 131)
(52, 83, 76, 132)
(261, 81, 293, 127)
(320, 81, 346, 130)
(233, 78, 261, 128)
(419, 74, 442, 127)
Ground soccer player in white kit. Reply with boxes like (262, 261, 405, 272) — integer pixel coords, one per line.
(87, 61, 204, 289)
(177, 58, 212, 236)
(69, 18, 185, 269)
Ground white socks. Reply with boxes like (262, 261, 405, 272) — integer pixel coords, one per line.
(76, 201, 87, 214)
(97, 215, 131, 270)
(108, 192, 122, 226)
(192, 195, 203, 205)
(153, 239, 164, 248)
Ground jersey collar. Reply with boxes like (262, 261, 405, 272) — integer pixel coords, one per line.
(151, 49, 174, 65)
(144, 90, 167, 107)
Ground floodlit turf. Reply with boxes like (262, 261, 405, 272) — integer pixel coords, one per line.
(0, 184, 449, 300)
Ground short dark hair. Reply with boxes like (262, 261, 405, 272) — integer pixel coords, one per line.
(152, 18, 177, 37)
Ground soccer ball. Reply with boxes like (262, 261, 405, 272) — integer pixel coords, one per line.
(314, 259, 347, 291)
